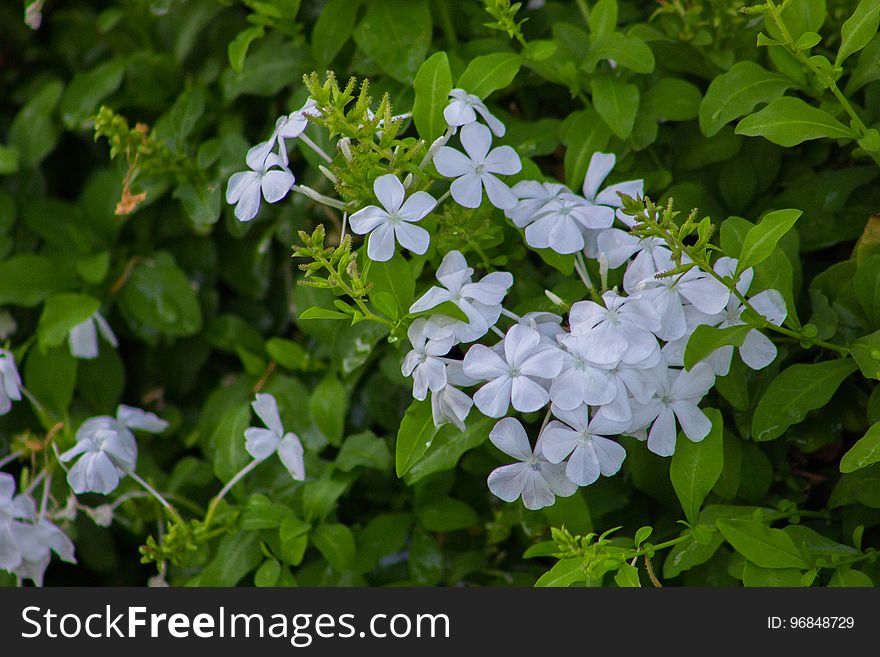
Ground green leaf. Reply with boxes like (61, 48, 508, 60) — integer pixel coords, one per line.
(365, 254, 415, 319)
(309, 374, 347, 446)
(735, 97, 855, 146)
(840, 421, 880, 472)
(736, 208, 802, 275)
(851, 329, 880, 378)
(456, 52, 522, 99)
(836, 0, 880, 66)
(353, 0, 431, 84)
(279, 516, 310, 565)
(413, 51, 453, 143)
(670, 409, 724, 525)
(302, 478, 348, 522)
(683, 324, 753, 371)
(25, 347, 77, 417)
(589, 0, 618, 38)
(228, 26, 265, 73)
(829, 567, 874, 586)
(416, 497, 479, 532)
(591, 76, 639, 139)
(582, 33, 654, 74)
(663, 530, 724, 579)
(854, 255, 880, 327)
(613, 563, 641, 587)
(742, 562, 805, 587)
(266, 337, 309, 370)
(560, 107, 612, 189)
(699, 62, 793, 137)
(716, 519, 810, 569)
(535, 558, 586, 587)
(0, 144, 18, 175)
(0, 255, 74, 307)
(9, 80, 62, 168)
(117, 252, 202, 342)
(211, 405, 252, 483)
(36, 293, 101, 352)
(254, 558, 281, 587)
(643, 78, 702, 122)
(198, 531, 262, 586)
(395, 398, 440, 477)
(353, 513, 413, 574)
(311, 0, 361, 68)
(795, 31, 822, 50)
(311, 523, 356, 572)
(167, 86, 207, 146)
(173, 182, 220, 228)
(405, 416, 493, 484)
(335, 431, 391, 472)
(60, 60, 125, 130)
(751, 359, 857, 441)
(299, 307, 349, 320)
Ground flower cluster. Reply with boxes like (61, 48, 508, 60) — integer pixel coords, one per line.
(0, 472, 75, 585)
(226, 84, 786, 513)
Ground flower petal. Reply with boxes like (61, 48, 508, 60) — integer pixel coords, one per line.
(252, 393, 284, 435)
(373, 174, 405, 213)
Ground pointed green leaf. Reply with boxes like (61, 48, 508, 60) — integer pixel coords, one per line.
(736, 97, 856, 146)
(752, 359, 858, 441)
(413, 51, 453, 142)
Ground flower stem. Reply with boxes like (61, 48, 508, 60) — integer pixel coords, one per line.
(299, 133, 333, 163)
(128, 471, 184, 525)
(203, 459, 261, 529)
(0, 451, 21, 470)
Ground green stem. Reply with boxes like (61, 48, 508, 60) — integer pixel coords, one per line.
(765, 0, 867, 136)
(434, 0, 458, 49)
(203, 458, 261, 529)
(128, 471, 185, 526)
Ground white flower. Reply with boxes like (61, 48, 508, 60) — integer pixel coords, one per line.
(409, 250, 513, 343)
(463, 324, 563, 417)
(636, 264, 730, 341)
(593, 359, 659, 425)
(582, 152, 643, 210)
(11, 518, 76, 586)
(402, 319, 455, 401)
(248, 98, 317, 167)
(433, 122, 521, 210)
(0, 349, 22, 416)
(549, 334, 616, 410)
(431, 383, 474, 431)
(444, 88, 506, 136)
(486, 418, 577, 510)
(639, 363, 715, 457)
(568, 291, 662, 367)
(244, 393, 305, 481)
(597, 229, 673, 293)
(226, 150, 295, 222)
(349, 174, 436, 262)
(524, 196, 615, 254)
(540, 406, 627, 486)
(0, 473, 35, 571)
(60, 406, 167, 495)
(506, 180, 575, 228)
(695, 257, 787, 372)
(69, 311, 117, 360)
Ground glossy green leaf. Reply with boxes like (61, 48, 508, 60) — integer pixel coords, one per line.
(736, 97, 855, 146)
(752, 359, 857, 441)
(699, 62, 792, 137)
(413, 51, 453, 142)
(456, 52, 522, 99)
(670, 409, 724, 524)
(716, 519, 810, 569)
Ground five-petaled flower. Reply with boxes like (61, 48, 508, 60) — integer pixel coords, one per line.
(60, 405, 167, 495)
(433, 122, 521, 210)
(245, 393, 305, 481)
(349, 174, 436, 262)
(486, 418, 577, 510)
(226, 150, 295, 222)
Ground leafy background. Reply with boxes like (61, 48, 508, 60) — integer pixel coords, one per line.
(2, 0, 880, 586)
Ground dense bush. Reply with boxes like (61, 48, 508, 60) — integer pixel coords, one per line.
(2, 0, 880, 587)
